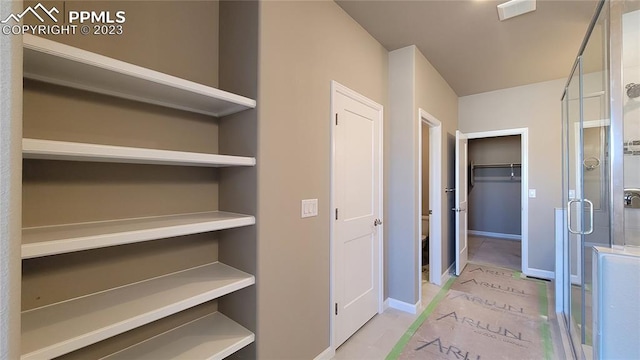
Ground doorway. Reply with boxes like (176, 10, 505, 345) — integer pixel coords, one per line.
(455, 128, 529, 274)
(418, 109, 442, 290)
(467, 135, 523, 271)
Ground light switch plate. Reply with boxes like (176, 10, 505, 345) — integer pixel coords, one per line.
(528, 189, 537, 198)
(301, 199, 318, 218)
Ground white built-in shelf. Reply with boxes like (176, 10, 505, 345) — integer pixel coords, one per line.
(23, 138, 256, 167)
(23, 34, 256, 117)
(21, 262, 255, 360)
(103, 312, 254, 360)
(22, 211, 255, 259)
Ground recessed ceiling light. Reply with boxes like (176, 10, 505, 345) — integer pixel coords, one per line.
(497, 0, 536, 21)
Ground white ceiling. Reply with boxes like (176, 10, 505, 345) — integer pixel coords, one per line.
(336, 0, 599, 96)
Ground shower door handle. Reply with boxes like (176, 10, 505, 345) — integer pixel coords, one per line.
(567, 199, 581, 234)
(584, 199, 594, 235)
(567, 199, 593, 235)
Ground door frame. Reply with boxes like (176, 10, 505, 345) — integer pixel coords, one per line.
(464, 128, 531, 276)
(418, 109, 443, 288)
(329, 81, 384, 351)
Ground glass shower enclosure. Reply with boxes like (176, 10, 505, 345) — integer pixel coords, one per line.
(560, 0, 640, 358)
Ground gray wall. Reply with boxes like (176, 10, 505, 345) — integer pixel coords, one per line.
(388, 46, 417, 304)
(218, 1, 258, 358)
(0, 1, 22, 357)
(257, 1, 388, 358)
(415, 47, 458, 277)
(459, 78, 565, 275)
(388, 46, 458, 305)
(468, 136, 522, 236)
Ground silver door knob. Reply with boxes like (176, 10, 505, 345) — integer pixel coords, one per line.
(374, 219, 382, 226)
(445, 188, 455, 193)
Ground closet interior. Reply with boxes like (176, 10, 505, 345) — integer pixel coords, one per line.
(467, 135, 522, 270)
(468, 135, 522, 236)
(20, 2, 258, 359)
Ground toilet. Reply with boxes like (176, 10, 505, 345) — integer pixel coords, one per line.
(422, 215, 430, 266)
(421, 216, 429, 248)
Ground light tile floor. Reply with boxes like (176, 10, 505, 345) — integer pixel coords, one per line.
(332, 236, 553, 359)
(332, 274, 442, 359)
(468, 235, 521, 271)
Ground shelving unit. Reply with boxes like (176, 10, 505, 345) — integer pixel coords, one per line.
(23, 34, 256, 117)
(22, 211, 255, 259)
(21, 34, 257, 359)
(23, 139, 256, 167)
(21, 263, 255, 360)
(102, 312, 254, 360)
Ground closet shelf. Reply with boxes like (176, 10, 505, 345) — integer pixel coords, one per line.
(23, 138, 256, 167)
(21, 262, 255, 360)
(23, 34, 256, 117)
(22, 211, 255, 259)
(102, 312, 254, 360)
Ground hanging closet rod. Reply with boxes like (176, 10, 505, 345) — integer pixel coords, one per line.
(472, 163, 521, 169)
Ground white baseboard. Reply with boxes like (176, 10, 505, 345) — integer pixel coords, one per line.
(469, 230, 521, 241)
(441, 262, 455, 284)
(524, 268, 554, 280)
(383, 298, 390, 311)
(387, 297, 419, 314)
(314, 347, 335, 360)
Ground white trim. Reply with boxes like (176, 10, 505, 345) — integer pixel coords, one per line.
(330, 82, 337, 353)
(383, 298, 390, 311)
(329, 81, 384, 351)
(524, 268, 554, 280)
(555, 208, 566, 314)
(418, 109, 443, 292)
(313, 347, 335, 360)
(441, 262, 455, 285)
(465, 128, 529, 275)
(23, 34, 255, 117)
(468, 230, 521, 241)
(387, 298, 419, 314)
(101, 313, 254, 360)
(465, 128, 527, 140)
(22, 138, 256, 167)
(22, 263, 254, 360)
(22, 211, 255, 259)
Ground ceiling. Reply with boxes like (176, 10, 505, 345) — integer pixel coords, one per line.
(336, 0, 600, 96)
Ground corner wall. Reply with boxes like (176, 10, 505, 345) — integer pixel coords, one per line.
(414, 47, 459, 278)
(257, 1, 388, 358)
(388, 46, 457, 305)
(459, 78, 565, 274)
(0, 1, 22, 358)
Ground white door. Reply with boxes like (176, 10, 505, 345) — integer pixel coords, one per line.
(455, 130, 469, 276)
(332, 82, 382, 348)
